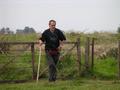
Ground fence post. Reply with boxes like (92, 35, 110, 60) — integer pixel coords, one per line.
(118, 41, 120, 79)
(85, 37, 90, 70)
(91, 38, 94, 70)
(76, 38, 81, 76)
(31, 43, 36, 80)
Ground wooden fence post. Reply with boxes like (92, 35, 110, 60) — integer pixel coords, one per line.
(118, 41, 120, 79)
(76, 38, 81, 76)
(85, 37, 90, 70)
(91, 38, 94, 70)
(31, 43, 36, 80)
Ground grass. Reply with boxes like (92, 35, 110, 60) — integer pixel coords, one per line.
(0, 33, 120, 89)
(0, 79, 120, 90)
(0, 50, 118, 80)
(93, 57, 118, 79)
(0, 34, 38, 42)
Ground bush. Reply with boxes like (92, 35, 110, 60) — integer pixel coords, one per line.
(106, 48, 118, 59)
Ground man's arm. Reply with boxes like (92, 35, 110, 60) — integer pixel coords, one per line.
(58, 30, 66, 50)
(39, 32, 45, 47)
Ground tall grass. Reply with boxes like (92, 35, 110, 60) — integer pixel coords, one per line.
(0, 33, 119, 81)
(0, 33, 38, 42)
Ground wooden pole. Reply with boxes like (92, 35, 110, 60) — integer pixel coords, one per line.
(31, 43, 35, 80)
(91, 38, 94, 70)
(36, 47, 42, 83)
(85, 37, 90, 70)
(76, 38, 81, 76)
(118, 40, 120, 79)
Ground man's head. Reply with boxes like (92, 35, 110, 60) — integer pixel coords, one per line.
(49, 20, 56, 31)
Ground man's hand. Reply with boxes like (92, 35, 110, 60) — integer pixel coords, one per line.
(58, 45, 62, 51)
(58, 40, 65, 51)
(39, 40, 43, 47)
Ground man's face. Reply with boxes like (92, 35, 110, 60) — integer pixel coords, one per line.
(49, 21, 56, 31)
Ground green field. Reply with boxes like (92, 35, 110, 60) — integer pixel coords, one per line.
(0, 33, 120, 90)
(0, 79, 120, 90)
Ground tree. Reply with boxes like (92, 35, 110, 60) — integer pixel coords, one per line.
(117, 26, 120, 33)
(24, 26, 36, 34)
(0, 27, 5, 34)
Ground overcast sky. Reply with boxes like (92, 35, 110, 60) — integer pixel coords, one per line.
(0, 0, 120, 33)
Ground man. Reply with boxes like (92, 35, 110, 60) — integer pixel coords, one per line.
(39, 20, 66, 82)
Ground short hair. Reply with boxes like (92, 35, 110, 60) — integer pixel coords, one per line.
(49, 20, 56, 25)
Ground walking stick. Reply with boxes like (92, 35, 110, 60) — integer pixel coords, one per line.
(36, 46, 42, 83)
